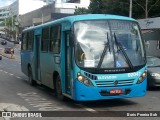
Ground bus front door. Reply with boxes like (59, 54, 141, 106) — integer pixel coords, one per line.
(65, 31, 72, 94)
(35, 35, 41, 81)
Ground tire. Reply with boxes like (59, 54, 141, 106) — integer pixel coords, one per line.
(28, 67, 36, 86)
(55, 75, 66, 101)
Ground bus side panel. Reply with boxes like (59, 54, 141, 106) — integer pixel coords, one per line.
(40, 53, 49, 86)
(39, 52, 61, 89)
(21, 51, 33, 76)
(48, 54, 61, 89)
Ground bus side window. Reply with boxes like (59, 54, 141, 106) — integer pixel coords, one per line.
(50, 25, 61, 53)
(27, 31, 34, 51)
(22, 33, 27, 50)
(42, 27, 50, 52)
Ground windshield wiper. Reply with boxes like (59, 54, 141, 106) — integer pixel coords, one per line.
(97, 33, 110, 69)
(114, 33, 133, 69)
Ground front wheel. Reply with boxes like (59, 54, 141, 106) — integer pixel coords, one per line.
(55, 75, 66, 101)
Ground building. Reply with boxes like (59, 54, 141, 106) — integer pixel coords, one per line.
(40, 0, 55, 4)
(0, 6, 10, 33)
(0, 0, 48, 33)
(1, 0, 90, 35)
(55, 0, 90, 14)
(138, 17, 160, 57)
(20, 0, 90, 28)
(9, 0, 18, 16)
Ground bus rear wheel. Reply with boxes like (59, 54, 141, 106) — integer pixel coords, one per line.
(28, 67, 36, 86)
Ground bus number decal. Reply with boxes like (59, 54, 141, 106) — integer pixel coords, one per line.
(128, 72, 141, 77)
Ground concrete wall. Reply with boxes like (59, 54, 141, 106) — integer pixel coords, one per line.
(19, 2, 73, 29)
(20, 3, 56, 28)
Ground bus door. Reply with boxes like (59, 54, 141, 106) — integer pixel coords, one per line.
(65, 31, 72, 94)
(35, 35, 41, 81)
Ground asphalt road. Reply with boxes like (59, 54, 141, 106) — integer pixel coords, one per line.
(0, 38, 160, 120)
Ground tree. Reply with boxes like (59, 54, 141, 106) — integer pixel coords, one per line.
(88, 0, 129, 15)
(88, 0, 105, 14)
(74, 7, 89, 15)
(87, 0, 160, 19)
(1, 16, 18, 40)
(133, 0, 160, 18)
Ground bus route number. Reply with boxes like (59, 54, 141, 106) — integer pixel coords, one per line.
(128, 72, 141, 77)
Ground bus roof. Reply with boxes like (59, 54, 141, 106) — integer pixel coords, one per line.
(23, 14, 136, 32)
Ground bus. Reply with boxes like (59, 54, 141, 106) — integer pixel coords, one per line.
(21, 14, 147, 101)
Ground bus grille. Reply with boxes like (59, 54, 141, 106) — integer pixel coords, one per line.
(94, 79, 134, 87)
(84, 72, 98, 80)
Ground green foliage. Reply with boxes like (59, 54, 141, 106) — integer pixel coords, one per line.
(88, 0, 104, 14)
(87, 0, 160, 19)
(0, 21, 4, 26)
(5, 16, 16, 29)
(74, 7, 89, 15)
(0, 15, 18, 39)
(88, 0, 129, 16)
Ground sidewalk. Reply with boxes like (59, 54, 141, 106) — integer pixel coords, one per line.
(0, 48, 20, 60)
(0, 52, 15, 59)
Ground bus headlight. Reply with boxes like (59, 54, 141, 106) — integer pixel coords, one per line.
(77, 73, 93, 86)
(137, 71, 147, 84)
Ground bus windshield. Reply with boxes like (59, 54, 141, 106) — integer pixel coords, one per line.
(74, 20, 145, 69)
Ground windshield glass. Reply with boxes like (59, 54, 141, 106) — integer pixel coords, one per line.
(74, 20, 145, 69)
(147, 56, 160, 66)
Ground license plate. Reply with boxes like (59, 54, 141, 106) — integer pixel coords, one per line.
(110, 89, 122, 94)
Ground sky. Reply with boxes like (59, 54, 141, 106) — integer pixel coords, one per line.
(0, 0, 16, 7)
(0, 0, 48, 15)
(0, 0, 70, 7)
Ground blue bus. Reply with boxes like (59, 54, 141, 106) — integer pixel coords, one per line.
(21, 14, 147, 101)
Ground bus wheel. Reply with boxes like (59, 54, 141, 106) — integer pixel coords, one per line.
(55, 75, 65, 100)
(28, 67, 36, 86)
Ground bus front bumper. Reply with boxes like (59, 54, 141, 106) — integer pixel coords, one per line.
(73, 78, 147, 101)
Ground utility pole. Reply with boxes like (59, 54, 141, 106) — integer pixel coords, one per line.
(12, 15, 13, 31)
(145, 0, 148, 18)
(42, 12, 43, 24)
(5, 17, 6, 27)
(129, 0, 132, 18)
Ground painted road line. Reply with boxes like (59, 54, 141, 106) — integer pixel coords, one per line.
(9, 73, 14, 76)
(4, 71, 8, 74)
(75, 104, 97, 113)
(16, 76, 21, 79)
(17, 92, 63, 111)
